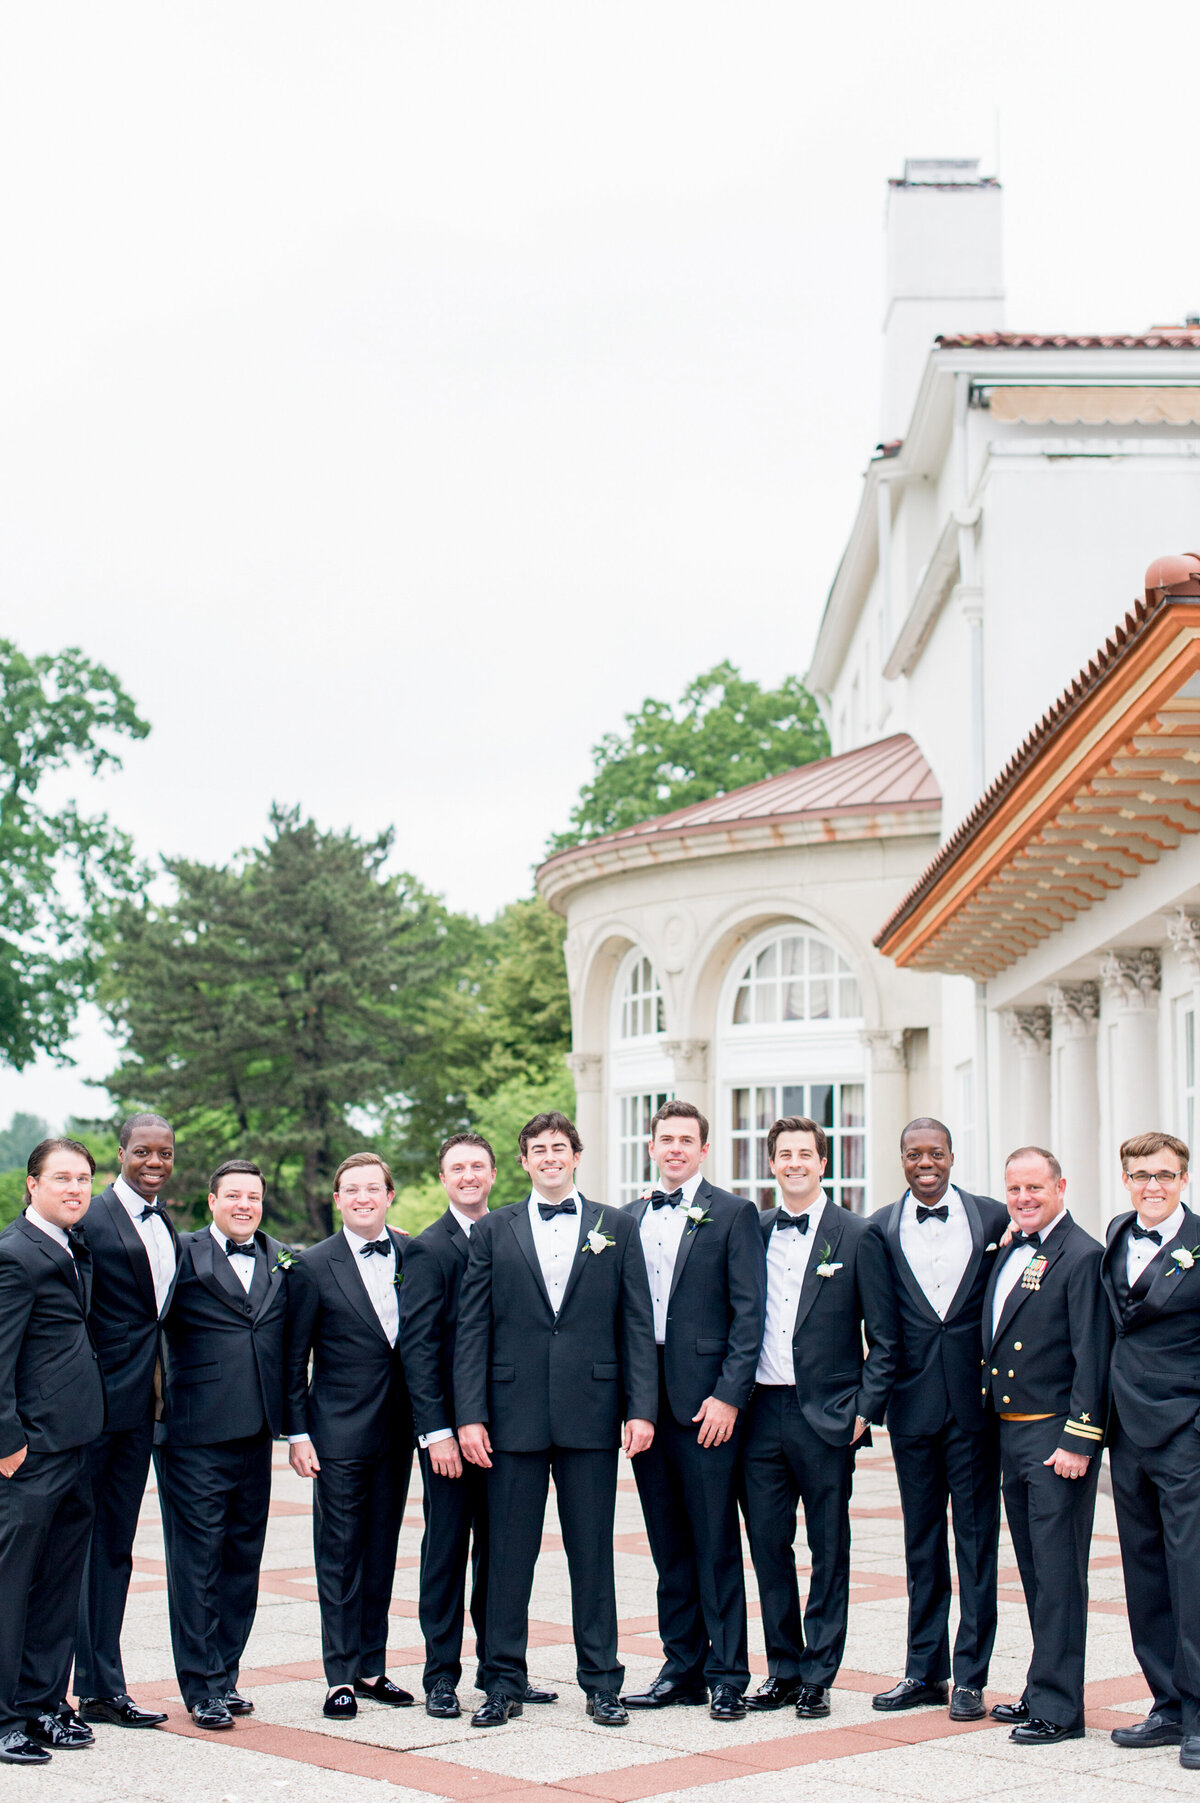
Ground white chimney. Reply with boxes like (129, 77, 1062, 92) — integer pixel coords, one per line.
(881, 158, 1005, 442)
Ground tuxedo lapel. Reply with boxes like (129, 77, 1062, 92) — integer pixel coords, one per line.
(792, 1202, 844, 1337)
(1127, 1205, 1199, 1323)
(557, 1196, 601, 1317)
(191, 1229, 255, 1316)
(442, 1211, 469, 1263)
(885, 1198, 942, 1325)
(328, 1233, 392, 1345)
(507, 1202, 555, 1317)
(1100, 1216, 1131, 1323)
(943, 1189, 986, 1323)
(105, 1191, 159, 1319)
(667, 1179, 710, 1302)
(991, 1220, 1071, 1347)
(252, 1233, 287, 1318)
(17, 1215, 84, 1303)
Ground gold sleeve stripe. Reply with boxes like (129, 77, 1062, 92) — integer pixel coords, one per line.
(1066, 1420, 1103, 1439)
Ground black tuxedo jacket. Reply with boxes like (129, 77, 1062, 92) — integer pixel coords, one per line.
(0, 1213, 106, 1457)
(398, 1209, 473, 1439)
(758, 1203, 899, 1446)
(284, 1227, 411, 1459)
(982, 1212, 1111, 1456)
(76, 1184, 180, 1433)
(453, 1196, 658, 1452)
(626, 1180, 765, 1423)
(159, 1227, 288, 1444)
(1102, 1204, 1200, 1448)
(868, 1187, 1009, 1436)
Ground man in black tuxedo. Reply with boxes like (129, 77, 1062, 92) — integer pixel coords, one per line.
(74, 1112, 178, 1731)
(1101, 1131, 1200, 1770)
(455, 1111, 657, 1729)
(741, 1116, 898, 1718)
(868, 1118, 1008, 1722)
(286, 1153, 414, 1721)
(155, 1160, 288, 1731)
(981, 1146, 1109, 1745)
(621, 1101, 765, 1721)
(0, 1138, 106, 1765)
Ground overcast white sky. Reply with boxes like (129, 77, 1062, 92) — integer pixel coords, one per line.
(3, 1, 1199, 1125)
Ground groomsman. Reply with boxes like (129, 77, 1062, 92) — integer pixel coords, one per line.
(455, 1112, 657, 1728)
(621, 1101, 765, 1721)
(286, 1154, 414, 1720)
(868, 1119, 1008, 1721)
(1102, 1132, 1200, 1769)
(0, 1140, 105, 1765)
(75, 1113, 178, 1730)
(155, 1161, 288, 1730)
(741, 1117, 898, 1717)
(982, 1146, 1109, 1744)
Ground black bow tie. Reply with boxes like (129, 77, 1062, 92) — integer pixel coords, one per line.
(359, 1237, 392, 1257)
(916, 1203, 949, 1225)
(538, 1199, 577, 1220)
(1130, 1221, 1163, 1245)
(1014, 1230, 1042, 1248)
(776, 1211, 810, 1233)
(139, 1202, 168, 1223)
(225, 1238, 256, 1258)
(650, 1189, 683, 1209)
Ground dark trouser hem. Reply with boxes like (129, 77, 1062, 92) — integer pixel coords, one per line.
(314, 1442, 411, 1687)
(0, 1447, 92, 1731)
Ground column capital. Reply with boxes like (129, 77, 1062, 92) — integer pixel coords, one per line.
(1099, 948, 1161, 1013)
(1166, 908, 1200, 979)
(863, 1028, 909, 1073)
(565, 1051, 604, 1092)
(1003, 1006, 1052, 1056)
(1047, 981, 1099, 1038)
(664, 1038, 709, 1082)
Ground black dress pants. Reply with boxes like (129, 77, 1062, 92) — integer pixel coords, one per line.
(313, 1441, 412, 1687)
(1000, 1414, 1100, 1728)
(1110, 1413, 1200, 1733)
(890, 1416, 1001, 1689)
(154, 1432, 272, 1709)
(740, 1386, 855, 1686)
(417, 1447, 489, 1692)
(0, 1447, 93, 1733)
(485, 1446, 620, 1699)
(75, 1416, 155, 1699)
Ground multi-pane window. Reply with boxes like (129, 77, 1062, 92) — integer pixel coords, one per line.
(730, 1082, 866, 1214)
(731, 933, 861, 1025)
(617, 1091, 672, 1205)
(621, 957, 666, 1039)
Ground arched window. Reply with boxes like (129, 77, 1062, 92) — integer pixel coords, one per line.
(731, 930, 861, 1026)
(620, 955, 666, 1040)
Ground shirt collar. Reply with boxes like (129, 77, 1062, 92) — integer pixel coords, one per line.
(777, 1192, 825, 1226)
(649, 1171, 705, 1204)
(26, 1205, 70, 1249)
(1136, 1201, 1184, 1243)
(114, 1172, 155, 1217)
(447, 1202, 483, 1236)
(528, 1187, 581, 1216)
(1033, 1208, 1068, 1244)
(904, 1185, 960, 1216)
(342, 1224, 391, 1251)
(210, 1221, 256, 1255)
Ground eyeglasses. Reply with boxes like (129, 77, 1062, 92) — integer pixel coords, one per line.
(1125, 1169, 1186, 1187)
(339, 1185, 389, 1200)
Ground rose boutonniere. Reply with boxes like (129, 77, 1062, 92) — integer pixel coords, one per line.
(272, 1247, 297, 1273)
(683, 1201, 712, 1233)
(586, 1211, 615, 1255)
(1171, 1246, 1200, 1272)
(814, 1242, 843, 1279)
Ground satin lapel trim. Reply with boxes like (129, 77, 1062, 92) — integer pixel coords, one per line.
(253, 1234, 285, 1319)
(507, 1203, 555, 1318)
(1099, 1216, 1131, 1324)
(886, 1200, 942, 1326)
(792, 1204, 844, 1336)
(667, 1179, 710, 1303)
(18, 1215, 84, 1299)
(190, 1230, 254, 1316)
(442, 1212, 469, 1263)
(328, 1236, 392, 1345)
(106, 1192, 160, 1319)
(555, 1197, 597, 1318)
(943, 1190, 986, 1324)
(991, 1222, 1071, 1347)
(1127, 1206, 1200, 1322)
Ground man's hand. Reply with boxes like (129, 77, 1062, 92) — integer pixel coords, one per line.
(289, 1439, 320, 1479)
(429, 1437, 464, 1479)
(0, 1444, 27, 1479)
(623, 1418, 654, 1457)
(851, 1415, 869, 1444)
(458, 1423, 493, 1469)
(692, 1396, 739, 1448)
(1044, 1447, 1090, 1480)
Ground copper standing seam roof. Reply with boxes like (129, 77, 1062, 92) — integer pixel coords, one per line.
(935, 331, 1200, 351)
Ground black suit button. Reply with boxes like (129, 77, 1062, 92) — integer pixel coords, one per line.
(552, 1329, 559, 1336)
(244, 1303, 252, 1315)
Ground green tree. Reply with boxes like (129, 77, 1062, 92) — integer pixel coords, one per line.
(0, 1111, 50, 1171)
(0, 641, 149, 1067)
(548, 660, 829, 852)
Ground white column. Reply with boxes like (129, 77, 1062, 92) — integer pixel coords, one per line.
(1048, 982, 1101, 1238)
(1001, 1007, 1052, 1150)
(865, 1029, 909, 1211)
(1099, 949, 1162, 1199)
(664, 1038, 711, 1121)
(565, 1052, 605, 1199)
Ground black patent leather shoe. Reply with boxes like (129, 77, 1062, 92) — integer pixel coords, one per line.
(709, 1683, 747, 1721)
(24, 1711, 93, 1749)
(586, 1691, 629, 1726)
(471, 1691, 521, 1727)
(872, 1677, 949, 1711)
(990, 1699, 1030, 1724)
(1181, 1735, 1200, 1769)
(746, 1676, 803, 1711)
(0, 1730, 50, 1764)
(523, 1683, 558, 1703)
(621, 1676, 708, 1708)
(794, 1684, 830, 1718)
(426, 1680, 460, 1718)
(191, 1697, 235, 1729)
(222, 1690, 253, 1716)
(355, 1675, 413, 1707)
(323, 1687, 357, 1720)
(1009, 1717, 1085, 1744)
(1111, 1711, 1183, 1747)
(950, 1686, 986, 1721)
(79, 1694, 168, 1728)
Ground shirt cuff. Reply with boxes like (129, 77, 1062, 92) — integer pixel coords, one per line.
(419, 1428, 455, 1448)
(287, 1434, 312, 1444)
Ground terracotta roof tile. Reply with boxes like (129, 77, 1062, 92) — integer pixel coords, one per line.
(936, 330, 1200, 351)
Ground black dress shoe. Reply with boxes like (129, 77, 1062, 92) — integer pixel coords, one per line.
(355, 1675, 413, 1707)
(426, 1680, 461, 1718)
(222, 1690, 253, 1716)
(24, 1710, 93, 1749)
(872, 1677, 949, 1711)
(0, 1730, 51, 1765)
(746, 1676, 803, 1711)
(586, 1691, 629, 1726)
(1009, 1717, 1085, 1744)
(794, 1684, 830, 1719)
(1181, 1735, 1200, 1769)
(191, 1697, 235, 1729)
(1111, 1711, 1183, 1747)
(79, 1694, 168, 1728)
(323, 1687, 357, 1720)
(621, 1676, 708, 1708)
(709, 1683, 747, 1721)
(950, 1686, 986, 1721)
(523, 1683, 559, 1703)
(990, 1699, 1030, 1724)
(471, 1691, 521, 1727)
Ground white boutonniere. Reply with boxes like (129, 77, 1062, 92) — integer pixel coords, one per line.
(586, 1211, 615, 1255)
(1171, 1245, 1199, 1271)
(683, 1202, 712, 1233)
(271, 1247, 297, 1273)
(814, 1241, 843, 1279)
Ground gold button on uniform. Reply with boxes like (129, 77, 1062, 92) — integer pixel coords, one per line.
(1014, 1342, 1022, 1350)
(1002, 1396, 1010, 1404)
(1008, 1370, 1015, 1378)
(991, 1368, 998, 1375)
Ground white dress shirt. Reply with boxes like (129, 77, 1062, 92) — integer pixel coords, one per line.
(990, 1209, 1067, 1338)
(1126, 1201, 1185, 1288)
(344, 1226, 399, 1346)
(756, 1195, 827, 1386)
(447, 1203, 481, 1237)
(210, 1221, 256, 1294)
(114, 1173, 177, 1316)
(899, 1185, 974, 1319)
(527, 1189, 584, 1313)
(638, 1172, 703, 1344)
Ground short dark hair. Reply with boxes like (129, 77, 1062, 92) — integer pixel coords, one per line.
(27, 1137, 96, 1181)
(901, 1116, 953, 1153)
(209, 1159, 264, 1197)
(518, 1111, 582, 1158)
(649, 1099, 709, 1145)
(1004, 1145, 1063, 1183)
(1120, 1130, 1189, 1172)
(119, 1112, 173, 1149)
(333, 1151, 395, 1192)
(767, 1115, 828, 1164)
(439, 1132, 496, 1171)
